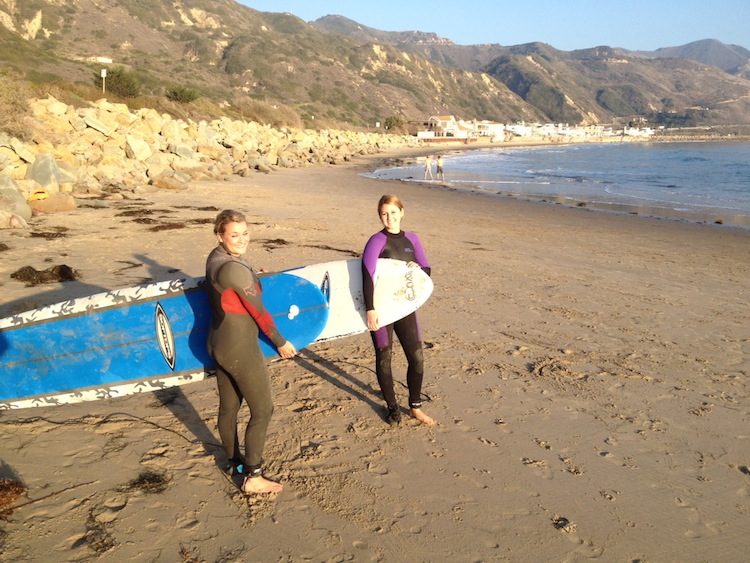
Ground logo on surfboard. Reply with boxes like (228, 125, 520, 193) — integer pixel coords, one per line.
(404, 270, 416, 301)
(154, 303, 176, 370)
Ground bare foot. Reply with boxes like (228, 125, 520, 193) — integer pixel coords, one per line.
(410, 407, 436, 426)
(242, 475, 283, 494)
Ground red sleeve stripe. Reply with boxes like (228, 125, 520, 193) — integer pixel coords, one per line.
(220, 288, 278, 339)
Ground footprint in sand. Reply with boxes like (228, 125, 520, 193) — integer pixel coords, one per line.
(521, 457, 553, 479)
(452, 417, 477, 432)
(367, 462, 389, 476)
(689, 402, 714, 416)
(175, 512, 200, 529)
(142, 444, 171, 461)
(92, 508, 120, 524)
(103, 495, 128, 511)
(559, 456, 583, 475)
(534, 438, 551, 450)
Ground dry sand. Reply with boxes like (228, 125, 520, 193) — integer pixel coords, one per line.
(1, 145, 749, 561)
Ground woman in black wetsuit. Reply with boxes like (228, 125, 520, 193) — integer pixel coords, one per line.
(205, 209, 296, 494)
(362, 195, 435, 426)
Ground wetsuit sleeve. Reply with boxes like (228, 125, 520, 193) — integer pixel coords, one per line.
(362, 232, 386, 311)
(406, 232, 432, 277)
(216, 261, 287, 348)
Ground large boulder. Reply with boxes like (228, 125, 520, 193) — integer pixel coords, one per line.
(28, 192, 77, 213)
(125, 134, 153, 161)
(25, 152, 61, 194)
(0, 175, 32, 223)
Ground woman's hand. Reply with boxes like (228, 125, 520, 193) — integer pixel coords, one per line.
(366, 309, 380, 332)
(278, 341, 297, 359)
(406, 261, 420, 269)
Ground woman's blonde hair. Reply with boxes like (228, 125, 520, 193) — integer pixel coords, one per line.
(213, 209, 246, 234)
(378, 195, 403, 213)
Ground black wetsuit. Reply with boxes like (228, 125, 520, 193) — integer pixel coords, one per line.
(205, 245, 287, 476)
(362, 229, 431, 415)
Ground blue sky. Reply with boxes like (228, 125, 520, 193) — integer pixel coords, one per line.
(238, 0, 749, 51)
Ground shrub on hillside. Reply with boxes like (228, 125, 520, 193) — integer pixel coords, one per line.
(95, 66, 140, 98)
(0, 70, 32, 139)
(165, 86, 200, 104)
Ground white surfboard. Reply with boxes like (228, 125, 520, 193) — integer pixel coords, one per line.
(286, 258, 433, 342)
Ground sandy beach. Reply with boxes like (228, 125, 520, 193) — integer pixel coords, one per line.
(1, 145, 749, 561)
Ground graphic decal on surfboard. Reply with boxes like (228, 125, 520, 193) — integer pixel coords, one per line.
(154, 302, 176, 371)
(402, 269, 417, 301)
(321, 272, 331, 303)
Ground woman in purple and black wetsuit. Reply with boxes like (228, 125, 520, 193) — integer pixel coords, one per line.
(362, 195, 436, 426)
(205, 209, 296, 495)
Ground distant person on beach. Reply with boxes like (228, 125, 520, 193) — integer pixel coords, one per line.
(205, 209, 297, 495)
(436, 155, 445, 181)
(423, 156, 434, 180)
(362, 195, 436, 426)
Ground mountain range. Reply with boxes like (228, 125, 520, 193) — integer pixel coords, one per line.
(1, 0, 749, 130)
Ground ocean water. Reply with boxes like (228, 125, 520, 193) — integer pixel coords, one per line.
(366, 141, 750, 228)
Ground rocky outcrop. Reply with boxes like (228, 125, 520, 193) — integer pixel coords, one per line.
(0, 96, 422, 228)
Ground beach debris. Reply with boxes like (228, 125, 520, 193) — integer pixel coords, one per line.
(552, 514, 577, 533)
(83, 509, 117, 553)
(118, 470, 169, 494)
(259, 238, 290, 250)
(30, 226, 69, 239)
(10, 264, 79, 286)
(148, 222, 187, 232)
(0, 478, 27, 518)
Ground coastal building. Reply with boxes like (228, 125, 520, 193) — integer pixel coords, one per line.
(416, 115, 468, 139)
(473, 120, 506, 138)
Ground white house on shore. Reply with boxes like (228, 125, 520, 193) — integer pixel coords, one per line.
(417, 115, 463, 138)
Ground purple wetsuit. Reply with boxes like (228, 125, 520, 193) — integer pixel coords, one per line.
(362, 229, 431, 415)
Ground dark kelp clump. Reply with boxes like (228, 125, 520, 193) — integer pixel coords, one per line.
(0, 478, 27, 518)
(10, 265, 80, 286)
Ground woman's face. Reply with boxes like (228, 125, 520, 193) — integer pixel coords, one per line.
(379, 203, 404, 234)
(218, 221, 250, 256)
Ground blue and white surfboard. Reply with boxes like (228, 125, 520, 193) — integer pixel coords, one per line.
(0, 273, 328, 409)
